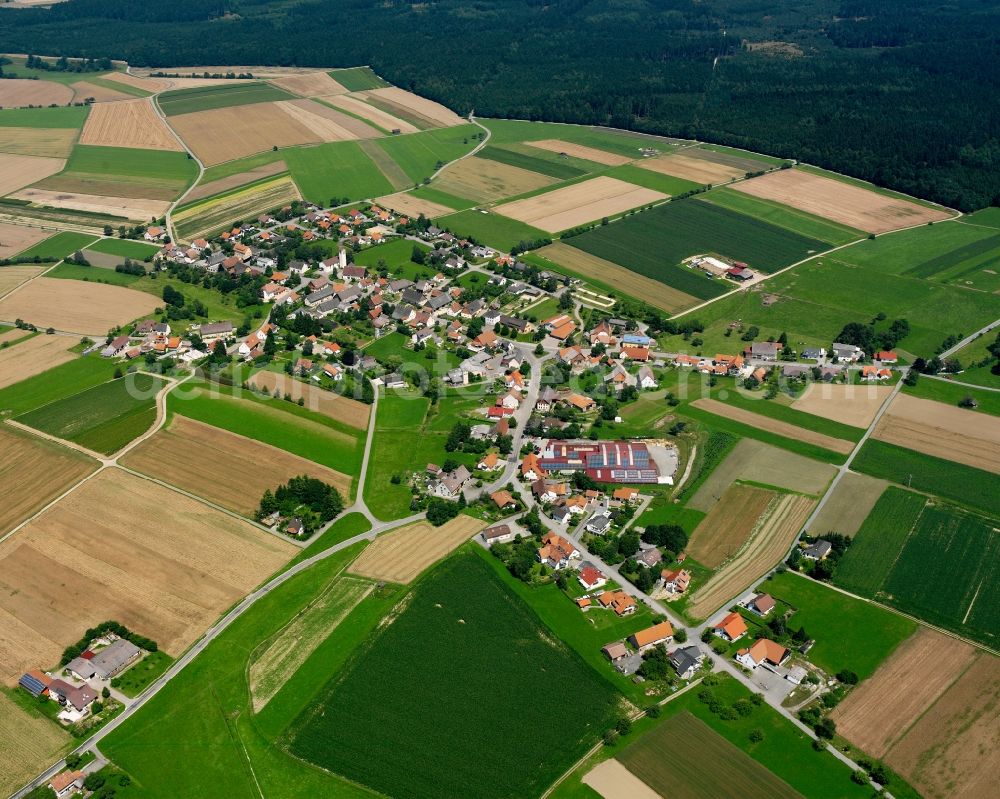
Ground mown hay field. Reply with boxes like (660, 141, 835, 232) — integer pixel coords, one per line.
(268, 71, 348, 97)
(174, 174, 301, 240)
(0, 334, 76, 390)
(286, 551, 620, 799)
(376, 190, 455, 220)
(791, 382, 893, 428)
(0, 127, 77, 158)
(79, 98, 183, 151)
(0, 78, 73, 108)
(0, 224, 50, 260)
(158, 82, 296, 116)
(122, 415, 352, 515)
(0, 468, 294, 683)
(276, 99, 376, 143)
(12, 187, 170, 220)
(0, 426, 97, 536)
(733, 168, 951, 234)
(364, 86, 465, 127)
(0, 692, 70, 799)
(321, 93, 418, 134)
(248, 371, 370, 428)
(434, 154, 555, 202)
(806, 471, 888, 538)
(687, 484, 776, 569)
(638, 152, 745, 184)
(349, 515, 484, 583)
(0, 152, 65, 197)
(70, 80, 134, 103)
(0, 276, 160, 334)
(0, 264, 46, 297)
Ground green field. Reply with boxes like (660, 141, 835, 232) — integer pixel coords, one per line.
(282, 140, 393, 204)
(606, 163, 704, 196)
(759, 571, 916, 680)
(286, 550, 620, 799)
(0, 356, 119, 416)
(84, 74, 151, 98)
(438, 208, 551, 251)
(902, 377, 1000, 417)
(0, 105, 89, 129)
(373, 125, 479, 183)
(198, 150, 285, 183)
(157, 82, 296, 116)
(835, 488, 1000, 648)
(286, 512, 372, 569)
(110, 652, 172, 698)
(47, 262, 142, 285)
(406, 184, 477, 211)
(85, 238, 161, 259)
(476, 144, 588, 180)
(352, 237, 429, 273)
(481, 119, 675, 159)
(40, 146, 198, 201)
(13, 231, 97, 261)
(102, 542, 402, 799)
(17, 372, 165, 454)
(327, 67, 389, 91)
(851, 439, 1000, 517)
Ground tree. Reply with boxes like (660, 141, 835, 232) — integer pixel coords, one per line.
(558, 290, 573, 310)
(836, 669, 859, 685)
(673, 627, 688, 643)
(749, 728, 764, 743)
(615, 716, 632, 735)
(815, 717, 836, 739)
(641, 523, 688, 553)
(411, 245, 426, 264)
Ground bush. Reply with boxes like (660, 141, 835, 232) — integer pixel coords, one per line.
(602, 729, 618, 746)
(615, 716, 632, 735)
(749, 728, 764, 743)
(852, 770, 870, 785)
(836, 669, 859, 685)
(646, 704, 661, 718)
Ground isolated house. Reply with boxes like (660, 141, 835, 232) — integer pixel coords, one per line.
(736, 639, 789, 671)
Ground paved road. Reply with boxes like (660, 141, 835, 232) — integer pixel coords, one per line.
(939, 318, 1000, 359)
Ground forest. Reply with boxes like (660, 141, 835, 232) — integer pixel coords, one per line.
(0, 0, 998, 210)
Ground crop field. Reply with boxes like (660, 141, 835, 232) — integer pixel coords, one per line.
(0, 106, 87, 131)
(873, 392, 1000, 474)
(605, 162, 704, 197)
(11, 186, 170, 220)
(434, 154, 555, 202)
(0, 426, 96, 536)
(158, 82, 296, 116)
(0, 125, 78, 158)
(567, 196, 829, 288)
(494, 175, 666, 232)
(638, 151, 746, 184)
(17, 371, 165, 454)
(831, 629, 978, 758)
(852, 439, 1000, 517)
(283, 98, 382, 141)
(282, 140, 393, 205)
(437, 208, 550, 252)
(0, 692, 70, 798)
(691, 398, 854, 455)
(375, 189, 455, 219)
(482, 119, 674, 159)
(249, 574, 372, 712)
(687, 493, 815, 620)
(476, 144, 590, 180)
(885, 653, 1000, 799)
(525, 138, 630, 166)
(904, 374, 1000, 415)
(322, 93, 418, 134)
(733, 168, 952, 234)
(688, 439, 836, 512)
(78, 99, 182, 151)
(286, 551, 620, 799)
(247, 371, 370, 428)
(807, 471, 889, 538)
(327, 67, 389, 91)
(349, 515, 484, 583)
(0, 264, 45, 298)
(535, 241, 699, 313)
(70, 79, 135, 103)
(364, 86, 465, 127)
(0, 468, 294, 683)
(174, 174, 301, 240)
(371, 124, 478, 182)
(618, 711, 802, 799)
(0, 275, 160, 334)
(790, 382, 893, 428)
(759, 571, 915, 681)
(0, 334, 76, 390)
(0, 77, 73, 108)
(687, 484, 776, 569)
(122, 415, 352, 514)
(835, 488, 1000, 647)
(0, 152, 65, 197)
(268, 71, 348, 97)
(185, 160, 289, 203)
(0, 354, 118, 415)
(0, 223, 50, 260)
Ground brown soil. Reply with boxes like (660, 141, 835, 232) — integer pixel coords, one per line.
(638, 153, 744, 184)
(0, 335, 76, 390)
(0, 79, 73, 108)
(349, 515, 484, 583)
(80, 99, 183, 151)
(791, 383, 893, 428)
(688, 484, 777, 568)
(691, 398, 855, 454)
(248, 371, 370, 428)
(525, 139, 631, 166)
(582, 759, 661, 799)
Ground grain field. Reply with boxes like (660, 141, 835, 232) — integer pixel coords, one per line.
(0, 334, 76, 389)
(349, 515, 484, 583)
(80, 99, 183, 151)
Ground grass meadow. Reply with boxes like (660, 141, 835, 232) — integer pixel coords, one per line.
(285, 550, 621, 799)
(282, 140, 393, 204)
(438, 208, 551, 250)
(477, 144, 589, 180)
(327, 67, 389, 91)
(157, 82, 296, 116)
(59, 145, 198, 187)
(0, 105, 89, 129)
(14, 231, 97, 261)
(902, 377, 1000, 417)
(374, 124, 479, 183)
(481, 118, 675, 159)
(85, 238, 161, 260)
(0, 355, 120, 416)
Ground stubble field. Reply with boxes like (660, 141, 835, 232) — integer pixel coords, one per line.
(691, 398, 854, 454)
(0, 692, 70, 799)
(687, 484, 776, 569)
(0, 153, 65, 197)
(275, 99, 376, 142)
(526, 139, 630, 165)
(434, 155, 555, 202)
(0, 264, 45, 297)
(268, 72, 348, 97)
(790, 383, 893, 428)
(11, 187, 170, 220)
(0, 335, 76, 389)
(638, 152, 745, 184)
(248, 371, 370, 428)
(320, 93, 418, 134)
(70, 80, 134, 103)
(79, 99, 183, 151)
(349, 515, 484, 583)
(0, 78, 73, 107)
(0, 225, 50, 260)
(174, 175, 301, 240)
(376, 190, 455, 219)
(185, 160, 288, 203)
(0, 127, 77, 158)
(364, 86, 465, 127)
(806, 471, 888, 537)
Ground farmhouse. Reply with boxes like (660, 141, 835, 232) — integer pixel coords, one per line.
(629, 621, 674, 652)
(736, 639, 789, 671)
(47, 679, 97, 714)
(50, 770, 85, 798)
(89, 638, 141, 679)
(713, 611, 748, 642)
(601, 642, 642, 675)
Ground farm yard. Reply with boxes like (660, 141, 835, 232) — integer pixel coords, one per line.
(0, 468, 294, 683)
(0, 335, 76, 390)
(174, 174, 301, 240)
(733, 167, 952, 234)
(79, 99, 183, 151)
(0, 692, 70, 799)
(285, 551, 621, 799)
(121, 415, 352, 515)
(348, 515, 484, 583)
(0, 426, 96, 536)
(686, 484, 776, 569)
(0, 276, 160, 334)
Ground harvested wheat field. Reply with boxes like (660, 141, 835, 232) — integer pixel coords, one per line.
(687, 494, 815, 620)
(886, 653, 1000, 799)
(0, 276, 160, 335)
(537, 242, 698, 313)
(0, 127, 77, 158)
(831, 629, 978, 758)
(0, 692, 70, 799)
(80, 99, 183, 151)
(526, 139, 630, 166)
(0, 427, 97, 535)
(249, 574, 372, 712)
(364, 87, 465, 127)
(284, 98, 380, 138)
(275, 99, 367, 142)
(874, 393, 1000, 474)
(0, 264, 45, 297)
(11, 187, 169, 220)
(249, 371, 370, 428)
(582, 759, 661, 799)
(0, 334, 75, 390)
(495, 176, 666, 233)
(269, 72, 347, 97)
(791, 382, 893, 428)
(638, 152, 745, 184)
(435, 155, 554, 202)
(185, 160, 288, 203)
(689, 439, 835, 512)
(0, 468, 294, 683)
(122, 415, 352, 515)
(807, 471, 888, 538)
(0, 224, 50, 260)
(691, 398, 854, 455)
(0, 78, 73, 108)
(321, 94, 418, 134)
(350, 515, 484, 583)
(688, 484, 777, 569)
(734, 169, 951, 234)
(169, 102, 322, 166)
(70, 80, 133, 103)
(376, 191, 455, 220)
(99, 71, 170, 93)
(0, 328, 31, 344)
(0, 153, 65, 196)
